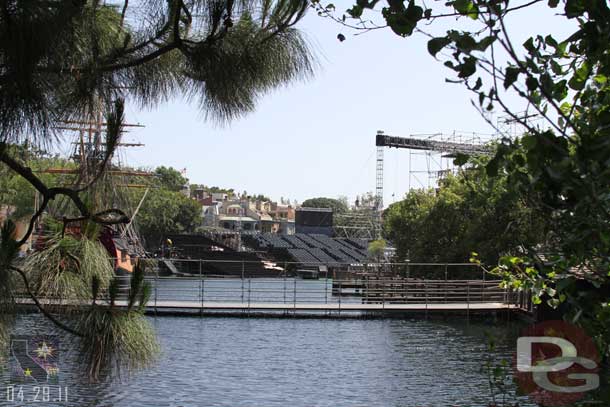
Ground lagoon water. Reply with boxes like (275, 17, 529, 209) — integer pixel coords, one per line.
(1, 313, 538, 407)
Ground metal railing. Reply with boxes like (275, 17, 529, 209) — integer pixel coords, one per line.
(141, 276, 521, 306)
(142, 258, 493, 280)
(14, 259, 533, 314)
(123, 259, 529, 311)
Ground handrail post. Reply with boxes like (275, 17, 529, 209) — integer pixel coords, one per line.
(325, 270, 329, 305)
(382, 279, 386, 309)
(241, 261, 245, 304)
(284, 262, 288, 315)
(154, 269, 158, 313)
(248, 278, 251, 310)
(199, 260, 203, 313)
(293, 276, 297, 313)
(424, 280, 428, 319)
(338, 280, 342, 315)
(444, 263, 448, 304)
(201, 261, 205, 312)
(466, 282, 470, 322)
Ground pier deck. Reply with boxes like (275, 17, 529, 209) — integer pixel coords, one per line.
(14, 274, 534, 317)
(138, 300, 516, 311)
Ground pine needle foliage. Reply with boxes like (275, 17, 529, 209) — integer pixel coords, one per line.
(77, 308, 160, 382)
(0, 0, 315, 145)
(0, 221, 18, 364)
(23, 232, 115, 302)
(76, 263, 159, 382)
(0, 220, 18, 300)
(0, 0, 314, 383)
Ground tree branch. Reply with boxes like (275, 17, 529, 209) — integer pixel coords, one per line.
(0, 144, 130, 247)
(11, 266, 85, 338)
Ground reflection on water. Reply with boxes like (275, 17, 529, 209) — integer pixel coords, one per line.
(1, 314, 537, 407)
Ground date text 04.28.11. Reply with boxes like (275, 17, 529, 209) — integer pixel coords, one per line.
(5, 385, 69, 403)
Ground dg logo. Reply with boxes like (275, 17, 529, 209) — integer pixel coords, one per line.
(514, 320, 600, 406)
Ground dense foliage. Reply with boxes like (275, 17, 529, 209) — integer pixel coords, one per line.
(384, 154, 546, 265)
(135, 185, 202, 248)
(0, 0, 314, 381)
(301, 197, 348, 213)
(153, 166, 188, 192)
(367, 239, 386, 262)
(318, 0, 610, 359)
(0, 146, 77, 219)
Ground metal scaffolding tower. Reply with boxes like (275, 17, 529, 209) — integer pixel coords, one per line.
(375, 130, 496, 193)
(374, 131, 386, 239)
(375, 132, 385, 210)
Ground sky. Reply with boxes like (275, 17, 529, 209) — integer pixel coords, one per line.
(112, 1, 575, 207)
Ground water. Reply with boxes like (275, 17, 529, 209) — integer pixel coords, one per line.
(0, 314, 536, 407)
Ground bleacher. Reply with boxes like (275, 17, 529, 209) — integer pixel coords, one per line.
(163, 234, 274, 276)
(262, 234, 291, 248)
(346, 238, 368, 250)
(282, 235, 310, 249)
(241, 233, 369, 266)
(309, 234, 361, 263)
(309, 248, 340, 265)
(295, 233, 323, 248)
(287, 248, 321, 264)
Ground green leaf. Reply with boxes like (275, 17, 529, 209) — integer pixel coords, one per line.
(476, 36, 496, 51)
(382, 0, 423, 37)
(523, 37, 536, 54)
(556, 277, 574, 291)
(552, 80, 568, 101)
(486, 157, 499, 177)
(457, 56, 477, 78)
(427, 37, 451, 57)
(540, 72, 554, 94)
(544, 35, 558, 48)
(526, 76, 538, 91)
(521, 134, 537, 150)
(568, 61, 590, 90)
(356, 0, 375, 8)
(455, 33, 477, 53)
(565, 0, 587, 18)
(453, 0, 478, 19)
(550, 60, 563, 75)
(594, 74, 607, 85)
(347, 5, 363, 18)
(453, 153, 470, 166)
(472, 77, 483, 91)
(503, 66, 520, 89)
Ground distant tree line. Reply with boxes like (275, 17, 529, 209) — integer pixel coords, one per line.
(383, 153, 547, 266)
(0, 158, 202, 250)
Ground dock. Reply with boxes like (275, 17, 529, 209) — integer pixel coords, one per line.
(15, 276, 534, 318)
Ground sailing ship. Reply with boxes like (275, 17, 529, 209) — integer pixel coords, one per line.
(38, 115, 153, 274)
